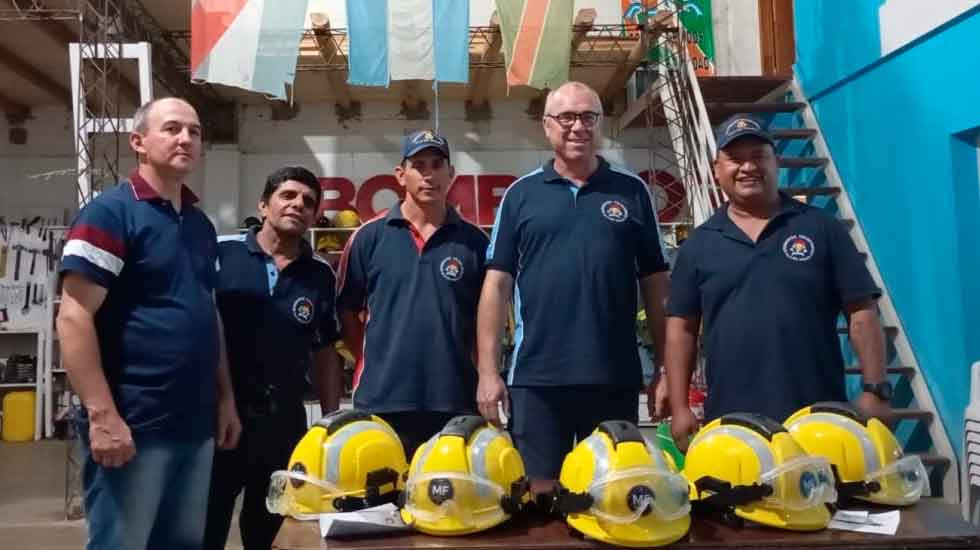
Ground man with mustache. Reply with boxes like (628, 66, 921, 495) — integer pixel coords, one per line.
(205, 166, 342, 550)
(337, 130, 489, 458)
(665, 114, 891, 449)
(476, 82, 671, 491)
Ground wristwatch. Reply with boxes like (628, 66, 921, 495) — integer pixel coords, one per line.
(862, 380, 893, 402)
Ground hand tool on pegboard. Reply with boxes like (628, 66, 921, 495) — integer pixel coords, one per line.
(12, 244, 25, 281)
(22, 282, 30, 314)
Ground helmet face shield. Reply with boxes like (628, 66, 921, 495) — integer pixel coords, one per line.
(402, 472, 508, 530)
(586, 466, 691, 523)
(267, 469, 343, 519)
(760, 456, 837, 511)
(865, 455, 928, 505)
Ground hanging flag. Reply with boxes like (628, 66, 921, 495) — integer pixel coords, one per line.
(191, 0, 311, 100)
(496, 0, 574, 90)
(346, 0, 469, 87)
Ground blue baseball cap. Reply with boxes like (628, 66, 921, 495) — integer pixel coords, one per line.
(715, 114, 775, 150)
(401, 129, 451, 160)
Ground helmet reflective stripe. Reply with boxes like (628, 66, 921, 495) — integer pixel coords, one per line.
(786, 412, 881, 474)
(691, 426, 776, 474)
(325, 420, 401, 484)
(583, 433, 612, 480)
(469, 427, 504, 498)
(643, 437, 670, 470)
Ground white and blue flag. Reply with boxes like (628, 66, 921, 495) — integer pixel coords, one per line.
(346, 0, 469, 87)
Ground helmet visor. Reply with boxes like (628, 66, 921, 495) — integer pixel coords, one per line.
(760, 457, 837, 510)
(402, 472, 508, 529)
(587, 467, 691, 523)
(865, 455, 928, 504)
(266, 469, 348, 519)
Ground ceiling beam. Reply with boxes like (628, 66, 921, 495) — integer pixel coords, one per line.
(466, 11, 501, 112)
(0, 42, 69, 103)
(0, 0, 141, 107)
(0, 89, 29, 118)
(310, 12, 352, 110)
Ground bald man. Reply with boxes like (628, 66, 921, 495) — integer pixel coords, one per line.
(476, 82, 670, 488)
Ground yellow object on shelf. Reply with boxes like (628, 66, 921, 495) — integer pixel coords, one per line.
(2, 390, 35, 442)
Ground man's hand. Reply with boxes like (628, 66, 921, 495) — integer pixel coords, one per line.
(855, 392, 893, 427)
(646, 375, 669, 421)
(477, 372, 510, 428)
(216, 393, 242, 450)
(88, 410, 136, 468)
(670, 408, 700, 453)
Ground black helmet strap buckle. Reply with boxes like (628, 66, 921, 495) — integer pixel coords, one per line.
(540, 485, 595, 517)
(332, 468, 402, 512)
(831, 464, 880, 503)
(690, 475, 774, 529)
(500, 477, 531, 515)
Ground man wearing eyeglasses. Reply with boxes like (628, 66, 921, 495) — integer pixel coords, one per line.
(476, 82, 670, 488)
(337, 130, 489, 458)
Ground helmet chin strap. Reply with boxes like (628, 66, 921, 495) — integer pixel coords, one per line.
(331, 468, 402, 512)
(688, 475, 775, 529)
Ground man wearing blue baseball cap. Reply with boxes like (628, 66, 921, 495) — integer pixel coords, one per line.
(665, 113, 891, 449)
(337, 129, 489, 457)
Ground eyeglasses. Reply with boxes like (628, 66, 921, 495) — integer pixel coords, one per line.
(545, 111, 601, 129)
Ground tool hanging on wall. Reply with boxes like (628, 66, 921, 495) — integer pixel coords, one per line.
(22, 282, 30, 314)
(12, 244, 25, 281)
(28, 248, 39, 276)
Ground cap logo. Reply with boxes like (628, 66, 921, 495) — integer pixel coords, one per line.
(726, 117, 762, 136)
(782, 234, 815, 262)
(413, 130, 444, 145)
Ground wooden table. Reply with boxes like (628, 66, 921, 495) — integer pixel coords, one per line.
(273, 500, 980, 549)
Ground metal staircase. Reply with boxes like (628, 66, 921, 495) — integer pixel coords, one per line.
(626, 6, 957, 503)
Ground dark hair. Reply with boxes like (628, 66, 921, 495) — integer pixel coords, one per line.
(261, 166, 322, 204)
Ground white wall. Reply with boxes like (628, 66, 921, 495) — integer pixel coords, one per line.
(711, 0, 762, 76)
(878, 0, 978, 55)
(0, 100, 667, 233)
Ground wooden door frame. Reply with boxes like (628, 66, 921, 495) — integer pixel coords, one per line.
(759, 0, 796, 76)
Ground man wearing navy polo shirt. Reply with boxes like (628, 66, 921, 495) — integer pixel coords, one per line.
(665, 114, 891, 449)
(57, 97, 240, 550)
(204, 166, 342, 550)
(476, 82, 671, 486)
(337, 130, 489, 457)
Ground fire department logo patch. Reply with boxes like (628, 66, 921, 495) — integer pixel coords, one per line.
(292, 297, 314, 324)
(601, 200, 629, 223)
(783, 234, 815, 262)
(440, 256, 464, 281)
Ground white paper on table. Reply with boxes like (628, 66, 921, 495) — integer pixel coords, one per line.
(828, 509, 901, 535)
(319, 503, 412, 538)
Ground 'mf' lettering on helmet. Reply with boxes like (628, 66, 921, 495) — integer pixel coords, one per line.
(428, 478, 455, 504)
(627, 485, 655, 516)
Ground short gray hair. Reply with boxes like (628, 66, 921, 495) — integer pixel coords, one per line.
(543, 82, 602, 116)
(132, 97, 194, 134)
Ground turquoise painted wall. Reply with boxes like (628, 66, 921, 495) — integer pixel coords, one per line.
(793, 3, 980, 459)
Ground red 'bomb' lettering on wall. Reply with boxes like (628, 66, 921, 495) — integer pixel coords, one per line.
(320, 174, 517, 225)
(319, 170, 683, 225)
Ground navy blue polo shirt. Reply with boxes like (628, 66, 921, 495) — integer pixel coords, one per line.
(61, 172, 219, 437)
(486, 157, 669, 388)
(336, 202, 489, 414)
(215, 228, 340, 404)
(667, 193, 881, 422)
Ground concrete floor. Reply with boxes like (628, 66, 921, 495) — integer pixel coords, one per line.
(0, 440, 244, 549)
